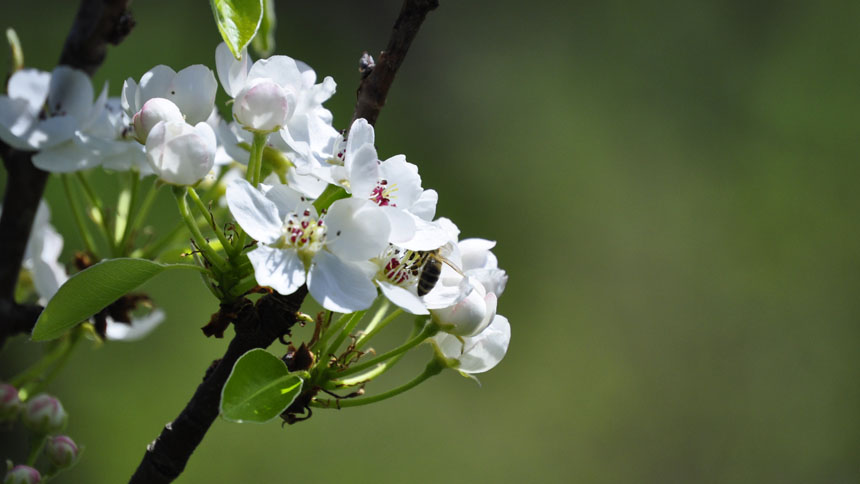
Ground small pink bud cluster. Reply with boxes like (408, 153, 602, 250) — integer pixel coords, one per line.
(3, 466, 40, 484)
(0, 383, 21, 422)
(22, 394, 67, 434)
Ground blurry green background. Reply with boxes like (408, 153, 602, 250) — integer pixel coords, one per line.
(3, 1, 860, 482)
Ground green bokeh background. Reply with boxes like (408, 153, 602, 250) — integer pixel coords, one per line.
(3, 1, 860, 482)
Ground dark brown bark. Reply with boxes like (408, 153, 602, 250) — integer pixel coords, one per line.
(0, 0, 135, 349)
(128, 291, 306, 484)
(351, 0, 440, 127)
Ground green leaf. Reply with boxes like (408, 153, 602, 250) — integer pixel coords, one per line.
(210, 0, 264, 59)
(31, 259, 203, 341)
(251, 0, 276, 57)
(221, 349, 303, 423)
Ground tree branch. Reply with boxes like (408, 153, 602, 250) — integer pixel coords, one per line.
(351, 0, 439, 127)
(128, 290, 306, 484)
(0, 0, 135, 349)
(128, 0, 439, 481)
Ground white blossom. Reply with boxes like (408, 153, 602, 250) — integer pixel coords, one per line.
(122, 64, 217, 125)
(215, 43, 339, 165)
(433, 314, 510, 374)
(226, 178, 390, 312)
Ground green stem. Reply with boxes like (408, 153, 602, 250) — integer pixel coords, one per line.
(10, 336, 71, 389)
(60, 175, 98, 255)
(26, 434, 48, 466)
(247, 132, 268, 185)
(173, 186, 228, 273)
(323, 311, 367, 363)
(336, 323, 438, 378)
(224, 273, 258, 299)
(114, 171, 138, 250)
(124, 175, 158, 252)
(313, 312, 348, 356)
(27, 327, 84, 396)
(188, 187, 236, 260)
(312, 358, 444, 409)
(330, 323, 420, 388)
(356, 306, 402, 350)
(75, 171, 116, 255)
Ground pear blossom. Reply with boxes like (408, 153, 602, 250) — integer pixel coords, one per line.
(145, 120, 217, 185)
(430, 277, 497, 336)
(215, 43, 340, 164)
(319, 119, 447, 248)
(226, 178, 390, 312)
(0, 67, 100, 152)
(122, 64, 217, 125)
(433, 314, 510, 374)
(373, 218, 467, 315)
(0, 66, 115, 173)
(44, 435, 79, 469)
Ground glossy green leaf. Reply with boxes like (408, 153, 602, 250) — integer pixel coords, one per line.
(251, 0, 276, 57)
(221, 349, 304, 423)
(32, 259, 202, 341)
(210, 0, 264, 59)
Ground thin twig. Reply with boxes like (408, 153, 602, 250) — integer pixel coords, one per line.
(351, 0, 440, 127)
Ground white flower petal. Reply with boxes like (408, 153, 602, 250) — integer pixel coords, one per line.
(377, 280, 429, 315)
(121, 78, 138, 113)
(0, 97, 37, 149)
(308, 250, 377, 313)
(215, 42, 250, 97)
(168, 65, 218, 124)
(345, 118, 374, 160)
(459, 238, 498, 271)
(247, 55, 303, 91)
(225, 178, 283, 244)
(435, 314, 510, 374)
(379, 155, 422, 209)
(396, 215, 450, 251)
(105, 310, 166, 342)
(136, 65, 176, 111)
(411, 189, 438, 221)
(47, 66, 93, 121)
(381, 207, 416, 245)
(145, 121, 216, 185)
(8, 69, 50, 115)
(348, 144, 379, 197)
(261, 182, 305, 216)
(32, 140, 101, 173)
(324, 198, 390, 261)
(247, 245, 306, 295)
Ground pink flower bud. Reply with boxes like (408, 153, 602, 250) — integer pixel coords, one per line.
(232, 79, 294, 132)
(132, 97, 184, 143)
(44, 435, 79, 468)
(3, 465, 41, 484)
(22, 393, 67, 434)
(0, 383, 21, 422)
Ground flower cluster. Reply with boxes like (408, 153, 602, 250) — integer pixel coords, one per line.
(0, 43, 510, 373)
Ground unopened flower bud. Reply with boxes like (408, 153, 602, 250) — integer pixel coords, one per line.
(232, 79, 294, 132)
(132, 97, 184, 143)
(146, 120, 217, 185)
(430, 279, 497, 336)
(22, 393, 67, 434)
(3, 465, 40, 484)
(0, 383, 21, 422)
(44, 435, 79, 469)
